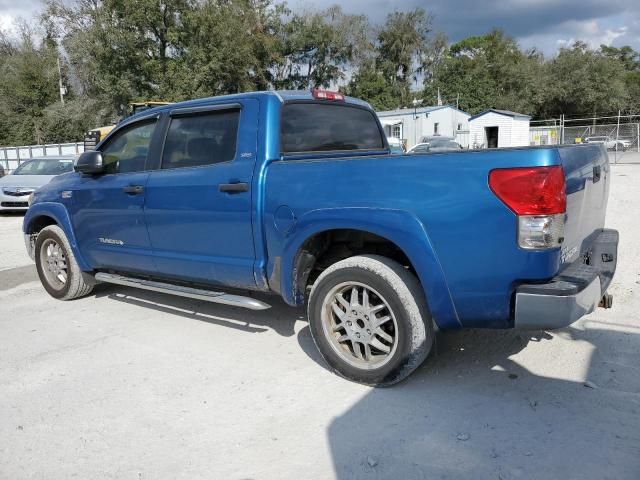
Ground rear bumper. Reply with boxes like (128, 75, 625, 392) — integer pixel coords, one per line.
(514, 228, 618, 330)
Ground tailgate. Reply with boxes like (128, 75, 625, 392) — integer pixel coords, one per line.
(557, 144, 610, 266)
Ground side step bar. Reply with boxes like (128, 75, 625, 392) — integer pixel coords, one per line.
(94, 272, 271, 310)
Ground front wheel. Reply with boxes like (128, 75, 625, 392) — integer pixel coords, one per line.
(35, 225, 94, 300)
(308, 255, 434, 386)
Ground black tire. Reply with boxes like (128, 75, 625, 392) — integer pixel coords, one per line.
(35, 225, 94, 300)
(308, 254, 433, 386)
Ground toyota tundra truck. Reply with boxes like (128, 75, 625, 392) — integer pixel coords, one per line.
(23, 90, 618, 385)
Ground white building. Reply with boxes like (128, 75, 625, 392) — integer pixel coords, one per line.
(377, 105, 471, 149)
(468, 109, 531, 149)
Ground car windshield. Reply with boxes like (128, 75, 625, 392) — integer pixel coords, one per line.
(429, 140, 462, 151)
(389, 145, 404, 154)
(12, 159, 74, 175)
(410, 144, 430, 153)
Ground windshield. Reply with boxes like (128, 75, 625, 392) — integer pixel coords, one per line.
(13, 159, 74, 176)
(429, 140, 462, 151)
(410, 144, 430, 153)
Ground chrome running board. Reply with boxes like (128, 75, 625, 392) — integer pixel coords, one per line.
(94, 272, 271, 310)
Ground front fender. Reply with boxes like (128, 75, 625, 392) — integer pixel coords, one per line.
(23, 202, 91, 272)
(279, 207, 461, 330)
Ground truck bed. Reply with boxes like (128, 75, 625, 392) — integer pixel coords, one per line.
(263, 144, 610, 329)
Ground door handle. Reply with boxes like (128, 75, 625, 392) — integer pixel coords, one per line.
(123, 185, 144, 194)
(219, 182, 249, 193)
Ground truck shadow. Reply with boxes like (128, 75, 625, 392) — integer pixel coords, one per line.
(322, 321, 640, 479)
(94, 283, 640, 478)
(93, 283, 305, 337)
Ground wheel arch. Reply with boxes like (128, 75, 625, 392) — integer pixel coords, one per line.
(23, 202, 91, 272)
(276, 208, 461, 330)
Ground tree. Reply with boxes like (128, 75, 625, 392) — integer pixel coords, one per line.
(177, 0, 287, 97)
(346, 8, 431, 109)
(376, 9, 431, 107)
(600, 44, 640, 113)
(272, 5, 371, 89)
(345, 61, 397, 110)
(0, 25, 60, 145)
(423, 30, 543, 115)
(540, 41, 629, 117)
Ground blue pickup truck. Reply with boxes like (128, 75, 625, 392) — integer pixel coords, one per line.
(23, 90, 618, 385)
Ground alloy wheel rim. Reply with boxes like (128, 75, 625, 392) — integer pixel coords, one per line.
(321, 281, 398, 370)
(40, 239, 68, 289)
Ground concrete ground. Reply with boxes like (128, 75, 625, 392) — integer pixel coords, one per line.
(1, 165, 639, 480)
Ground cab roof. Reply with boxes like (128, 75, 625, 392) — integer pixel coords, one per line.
(124, 90, 372, 124)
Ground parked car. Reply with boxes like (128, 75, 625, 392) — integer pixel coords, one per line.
(584, 136, 631, 151)
(0, 156, 75, 212)
(0, 164, 5, 178)
(408, 138, 463, 154)
(24, 90, 618, 386)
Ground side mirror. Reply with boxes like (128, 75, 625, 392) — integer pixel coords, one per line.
(75, 151, 106, 175)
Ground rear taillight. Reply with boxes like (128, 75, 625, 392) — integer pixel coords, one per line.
(489, 166, 566, 250)
(312, 89, 345, 101)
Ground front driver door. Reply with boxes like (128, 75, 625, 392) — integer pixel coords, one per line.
(144, 100, 258, 288)
(70, 117, 160, 274)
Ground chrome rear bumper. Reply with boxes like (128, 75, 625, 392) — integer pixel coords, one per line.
(514, 228, 618, 330)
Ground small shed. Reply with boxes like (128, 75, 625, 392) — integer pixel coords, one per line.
(377, 105, 471, 149)
(468, 109, 531, 149)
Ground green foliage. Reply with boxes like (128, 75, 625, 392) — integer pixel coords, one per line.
(41, 99, 114, 143)
(539, 41, 629, 117)
(423, 30, 544, 114)
(271, 5, 371, 89)
(0, 3, 639, 146)
(0, 26, 60, 145)
(345, 62, 398, 111)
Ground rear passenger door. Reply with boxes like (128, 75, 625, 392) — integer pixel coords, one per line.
(144, 100, 259, 288)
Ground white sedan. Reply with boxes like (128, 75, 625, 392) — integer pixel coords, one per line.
(0, 156, 75, 212)
(407, 138, 463, 154)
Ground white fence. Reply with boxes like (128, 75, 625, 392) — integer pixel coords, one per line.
(1, 142, 85, 172)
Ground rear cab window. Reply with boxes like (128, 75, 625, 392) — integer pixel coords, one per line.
(280, 102, 385, 155)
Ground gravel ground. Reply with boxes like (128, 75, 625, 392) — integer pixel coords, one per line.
(1, 165, 639, 480)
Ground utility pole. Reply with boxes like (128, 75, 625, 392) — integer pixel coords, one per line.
(615, 109, 621, 163)
(57, 57, 66, 105)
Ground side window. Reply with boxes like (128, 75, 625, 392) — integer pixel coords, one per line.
(101, 120, 156, 174)
(161, 109, 240, 169)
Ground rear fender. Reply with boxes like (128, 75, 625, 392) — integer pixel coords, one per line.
(280, 207, 461, 330)
(23, 202, 91, 272)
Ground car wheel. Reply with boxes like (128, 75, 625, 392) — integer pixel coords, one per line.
(308, 254, 434, 386)
(35, 225, 94, 300)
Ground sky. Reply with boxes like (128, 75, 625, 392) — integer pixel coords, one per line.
(1, 0, 639, 56)
(291, 0, 640, 55)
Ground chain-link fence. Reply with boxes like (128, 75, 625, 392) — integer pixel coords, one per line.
(530, 114, 640, 164)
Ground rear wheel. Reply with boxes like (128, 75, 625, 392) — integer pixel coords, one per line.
(35, 225, 94, 300)
(308, 255, 433, 386)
